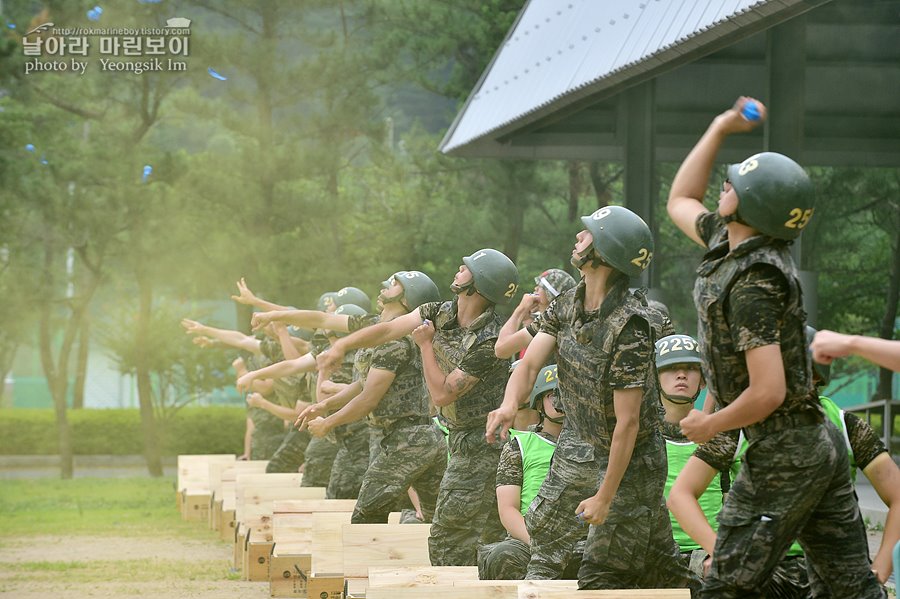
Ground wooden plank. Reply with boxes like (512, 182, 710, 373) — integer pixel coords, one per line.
(272, 499, 357, 514)
(235, 473, 304, 521)
(366, 587, 511, 599)
(387, 511, 402, 524)
(177, 454, 234, 492)
(311, 511, 353, 574)
(240, 488, 327, 542)
(341, 524, 431, 579)
(367, 566, 478, 588)
(453, 579, 577, 599)
(271, 501, 356, 556)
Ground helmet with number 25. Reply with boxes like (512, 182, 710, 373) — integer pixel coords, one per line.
(727, 152, 815, 241)
(579, 205, 654, 278)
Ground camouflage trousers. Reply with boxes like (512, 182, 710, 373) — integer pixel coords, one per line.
(266, 427, 311, 473)
(251, 425, 286, 461)
(428, 428, 506, 566)
(477, 537, 530, 580)
(682, 546, 810, 596)
(300, 436, 338, 489)
(351, 422, 447, 524)
(579, 439, 700, 595)
(701, 421, 884, 599)
(524, 441, 597, 579)
(325, 422, 372, 499)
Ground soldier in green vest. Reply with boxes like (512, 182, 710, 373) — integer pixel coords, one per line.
(257, 271, 448, 524)
(668, 326, 900, 592)
(316, 249, 518, 566)
(667, 96, 884, 598)
(478, 364, 564, 580)
(487, 206, 699, 593)
(654, 334, 723, 575)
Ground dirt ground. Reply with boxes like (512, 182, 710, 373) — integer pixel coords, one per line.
(0, 535, 271, 598)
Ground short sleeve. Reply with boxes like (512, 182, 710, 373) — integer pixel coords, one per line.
(608, 317, 652, 389)
(418, 301, 441, 323)
(524, 312, 543, 337)
(495, 438, 524, 488)
(458, 339, 504, 380)
(538, 296, 563, 338)
(694, 430, 740, 473)
(726, 264, 788, 352)
(845, 412, 887, 470)
(369, 338, 413, 375)
(695, 211, 722, 248)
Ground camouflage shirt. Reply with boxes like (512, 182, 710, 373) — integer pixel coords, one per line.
(418, 299, 509, 429)
(347, 314, 430, 429)
(309, 335, 365, 442)
(539, 282, 661, 452)
(693, 211, 818, 419)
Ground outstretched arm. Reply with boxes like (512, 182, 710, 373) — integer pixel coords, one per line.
(252, 309, 350, 333)
(236, 353, 317, 392)
(812, 331, 900, 372)
(231, 277, 292, 312)
(181, 318, 261, 355)
(247, 392, 304, 422)
(317, 309, 422, 374)
(667, 96, 766, 247)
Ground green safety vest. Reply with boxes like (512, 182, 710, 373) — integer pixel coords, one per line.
(508, 429, 556, 515)
(433, 416, 451, 458)
(731, 396, 854, 557)
(665, 439, 723, 551)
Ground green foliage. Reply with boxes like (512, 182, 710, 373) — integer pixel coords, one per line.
(0, 407, 245, 455)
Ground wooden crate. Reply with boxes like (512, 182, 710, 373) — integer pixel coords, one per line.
(341, 523, 431, 579)
(176, 454, 235, 520)
(269, 502, 356, 597)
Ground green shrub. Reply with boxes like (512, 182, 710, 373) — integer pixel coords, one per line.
(0, 407, 246, 455)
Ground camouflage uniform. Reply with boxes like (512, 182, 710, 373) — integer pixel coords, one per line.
(478, 428, 558, 580)
(309, 334, 371, 499)
(344, 315, 447, 524)
(245, 349, 287, 460)
(523, 426, 594, 580)
(694, 398, 888, 597)
(693, 211, 884, 598)
(538, 282, 699, 593)
(418, 299, 510, 566)
(267, 372, 314, 473)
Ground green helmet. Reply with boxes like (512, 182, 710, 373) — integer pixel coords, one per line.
(534, 268, 577, 299)
(805, 326, 831, 386)
(529, 364, 559, 411)
(287, 325, 314, 341)
(459, 249, 519, 305)
(331, 304, 367, 337)
(381, 271, 441, 311)
(655, 334, 703, 404)
(727, 152, 815, 240)
(334, 286, 370, 312)
(578, 206, 653, 277)
(317, 291, 338, 312)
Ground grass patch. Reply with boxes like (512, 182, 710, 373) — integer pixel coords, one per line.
(2, 558, 228, 583)
(0, 477, 215, 538)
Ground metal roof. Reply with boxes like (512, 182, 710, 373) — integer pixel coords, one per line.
(440, 0, 825, 154)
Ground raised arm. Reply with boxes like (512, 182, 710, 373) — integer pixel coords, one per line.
(231, 277, 292, 312)
(495, 293, 539, 359)
(863, 451, 900, 583)
(411, 319, 479, 408)
(296, 380, 364, 430)
(181, 318, 261, 355)
(667, 96, 766, 247)
(247, 392, 300, 422)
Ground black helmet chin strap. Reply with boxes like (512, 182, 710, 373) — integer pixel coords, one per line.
(660, 391, 696, 405)
(450, 280, 477, 297)
(572, 247, 608, 270)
